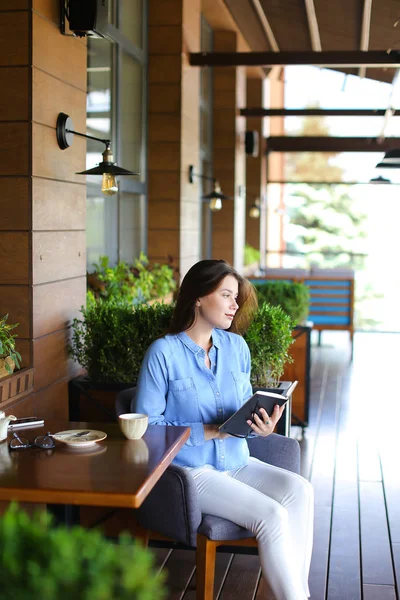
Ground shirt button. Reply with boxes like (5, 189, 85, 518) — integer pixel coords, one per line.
(218, 408, 222, 413)
(219, 439, 223, 443)
(216, 392, 220, 397)
(221, 456, 225, 459)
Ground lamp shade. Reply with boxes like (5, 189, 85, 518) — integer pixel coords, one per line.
(77, 163, 139, 175)
(376, 148, 400, 169)
(369, 175, 391, 183)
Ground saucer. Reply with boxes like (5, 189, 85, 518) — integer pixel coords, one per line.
(53, 429, 107, 447)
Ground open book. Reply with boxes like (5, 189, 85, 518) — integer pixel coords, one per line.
(218, 381, 298, 438)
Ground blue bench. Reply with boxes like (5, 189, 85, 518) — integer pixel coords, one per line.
(250, 268, 355, 356)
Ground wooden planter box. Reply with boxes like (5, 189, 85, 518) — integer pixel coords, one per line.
(0, 367, 35, 409)
(68, 376, 135, 422)
(282, 325, 311, 429)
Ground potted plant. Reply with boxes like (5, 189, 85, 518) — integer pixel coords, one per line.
(0, 314, 22, 379)
(68, 299, 175, 420)
(87, 252, 177, 306)
(250, 281, 312, 429)
(0, 502, 166, 600)
(244, 302, 294, 389)
(252, 280, 310, 325)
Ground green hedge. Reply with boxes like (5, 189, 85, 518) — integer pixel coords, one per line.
(252, 280, 310, 325)
(69, 299, 174, 383)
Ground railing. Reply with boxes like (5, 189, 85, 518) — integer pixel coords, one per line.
(263, 249, 368, 272)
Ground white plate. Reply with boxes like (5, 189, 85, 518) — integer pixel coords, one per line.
(53, 429, 107, 447)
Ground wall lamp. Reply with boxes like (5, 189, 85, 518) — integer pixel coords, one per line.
(188, 165, 231, 212)
(248, 197, 261, 219)
(56, 113, 139, 196)
(375, 149, 400, 169)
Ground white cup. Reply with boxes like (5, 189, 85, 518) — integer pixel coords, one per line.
(118, 413, 148, 440)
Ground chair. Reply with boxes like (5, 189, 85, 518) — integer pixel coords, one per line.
(116, 388, 301, 600)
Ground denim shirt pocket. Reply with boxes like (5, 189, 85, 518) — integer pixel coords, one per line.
(167, 377, 201, 421)
(231, 371, 249, 405)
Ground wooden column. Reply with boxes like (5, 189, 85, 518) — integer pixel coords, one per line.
(0, 2, 87, 418)
(245, 77, 266, 252)
(148, 0, 201, 278)
(212, 31, 246, 271)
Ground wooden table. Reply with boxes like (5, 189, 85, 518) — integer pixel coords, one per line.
(0, 420, 190, 511)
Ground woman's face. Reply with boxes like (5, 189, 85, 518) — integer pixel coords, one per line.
(196, 274, 239, 330)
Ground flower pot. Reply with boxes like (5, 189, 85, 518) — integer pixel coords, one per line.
(0, 357, 15, 379)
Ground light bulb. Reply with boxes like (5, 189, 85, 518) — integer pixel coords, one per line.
(101, 173, 118, 196)
(249, 204, 260, 219)
(209, 198, 222, 211)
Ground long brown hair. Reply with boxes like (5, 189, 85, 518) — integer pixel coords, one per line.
(168, 259, 258, 335)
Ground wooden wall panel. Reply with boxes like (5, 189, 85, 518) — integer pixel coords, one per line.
(33, 277, 86, 339)
(33, 329, 71, 391)
(0, 286, 30, 338)
(0, 232, 29, 284)
(149, 25, 182, 54)
(148, 84, 181, 113)
(15, 338, 31, 368)
(32, 178, 86, 231)
(32, 67, 86, 130)
(0, 178, 30, 230)
(21, 378, 69, 420)
(32, 12, 86, 91)
(33, 0, 59, 26)
(149, 0, 182, 25)
(149, 56, 182, 83)
(0, 67, 29, 121)
(148, 142, 181, 171)
(32, 122, 86, 183)
(148, 114, 181, 142)
(32, 231, 86, 285)
(148, 200, 180, 229)
(148, 171, 181, 200)
(0, 11, 29, 66)
(147, 230, 179, 257)
(0, 123, 29, 176)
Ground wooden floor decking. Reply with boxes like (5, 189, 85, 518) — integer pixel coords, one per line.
(152, 331, 400, 600)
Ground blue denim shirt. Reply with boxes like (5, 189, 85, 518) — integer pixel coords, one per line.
(135, 329, 253, 471)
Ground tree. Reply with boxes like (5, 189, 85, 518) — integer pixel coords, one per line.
(283, 108, 368, 267)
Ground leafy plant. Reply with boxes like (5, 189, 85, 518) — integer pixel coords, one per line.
(0, 503, 166, 600)
(244, 302, 294, 388)
(69, 299, 175, 383)
(252, 280, 310, 325)
(244, 244, 260, 266)
(87, 252, 177, 305)
(0, 314, 22, 374)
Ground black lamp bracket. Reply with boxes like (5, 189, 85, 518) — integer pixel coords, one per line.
(56, 113, 111, 151)
(188, 164, 216, 184)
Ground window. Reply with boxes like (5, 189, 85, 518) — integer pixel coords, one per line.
(86, 0, 147, 270)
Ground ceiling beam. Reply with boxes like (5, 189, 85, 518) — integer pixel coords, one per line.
(241, 108, 397, 117)
(358, 0, 373, 78)
(304, 0, 322, 52)
(251, 0, 279, 51)
(189, 50, 400, 67)
(266, 136, 400, 152)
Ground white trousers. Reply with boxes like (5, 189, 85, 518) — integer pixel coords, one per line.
(188, 457, 314, 600)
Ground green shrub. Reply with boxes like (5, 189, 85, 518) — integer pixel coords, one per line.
(69, 299, 174, 383)
(252, 280, 310, 325)
(244, 244, 260, 266)
(244, 302, 294, 388)
(0, 503, 166, 600)
(87, 252, 177, 305)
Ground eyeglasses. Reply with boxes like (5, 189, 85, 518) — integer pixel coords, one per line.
(9, 431, 55, 451)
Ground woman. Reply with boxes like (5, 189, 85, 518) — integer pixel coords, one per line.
(136, 259, 313, 600)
